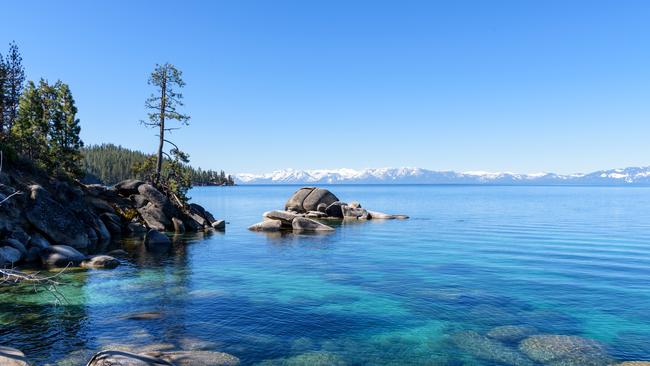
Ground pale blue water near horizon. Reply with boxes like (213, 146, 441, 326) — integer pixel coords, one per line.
(2, 185, 650, 365)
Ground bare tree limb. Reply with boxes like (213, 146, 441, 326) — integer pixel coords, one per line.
(0, 264, 71, 305)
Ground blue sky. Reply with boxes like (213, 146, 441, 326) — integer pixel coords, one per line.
(1, 0, 649, 174)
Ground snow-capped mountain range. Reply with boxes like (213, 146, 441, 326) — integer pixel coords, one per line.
(235, 167, 650, 185)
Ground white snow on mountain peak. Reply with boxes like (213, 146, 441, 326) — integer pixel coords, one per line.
(234, 167, 650, 185)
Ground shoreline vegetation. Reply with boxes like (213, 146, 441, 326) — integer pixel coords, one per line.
(0, 41, 237, 363)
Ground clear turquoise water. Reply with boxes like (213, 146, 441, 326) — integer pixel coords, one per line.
(2, 185, 650, 365)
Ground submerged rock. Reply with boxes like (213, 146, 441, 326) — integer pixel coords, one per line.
(519, 335, 611, 366)
(0, 346, 31, 366)
(452, 330, 534, 366)
(487, 325, 538, 343)
(87, 349, 240, 366)
(39, 245, 86, 268)
(82, 255, 120, 269)
(292, 217, 335, 232)
(257, 351, 346, 366)
(144, 230, 171, 250)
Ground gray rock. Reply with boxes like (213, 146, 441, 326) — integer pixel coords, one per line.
(87, 349, 240, 366)
(25, 246, 41, 263)
(325, 201, 346, 218)
(367, 210, 410, 220)
(0, 346, 31, 366)
(306, 211, 327, 218)
(84, 183, 108, 197)
(25, 185, 90, 248)
(127, 222, 148, 233)
(172, 217, 185, 233)
(82, 255, 120, 269)
(9, 228, 30, 245)
(349, 201, 362, 208)
(114, 179, 145, 195)
(292, 217, 335, 232)
(317, 203, 327, 213)
(249, 220, 283, 232)
(85, 196, 115, 213)
(40, 245, 85, 268)
(144, 230, 171, 250)
(148, 350, 240, 366)
(86, 227, 99, 243)
(0, 246, 22, 265)
(302, 188, 340, 212)
(263, 210, 298, 225)
(487, 325, 538, 343)
(519, 335, 611, 366)
(285, 187, 316, 213)
(342, 205, 369, 219)
(100, 212, 123, 234)
(138, 184, 174, 214)
(138, 203, 171, 231)
(107, 249, 129, 257)
(452, 330, 534, 366)
(188, 203, 213, 227)
(257, 351, 345, 366)
(212, 219, 226, 230)
(131, 194, 149, 208)
(1, 238, 26, 256)
(28, 233, 51, 249)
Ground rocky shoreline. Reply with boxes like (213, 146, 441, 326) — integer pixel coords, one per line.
(0, 169, 224, 270)
(249, 187, 409, 233)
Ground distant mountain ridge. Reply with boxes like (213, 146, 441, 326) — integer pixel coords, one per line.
(235, 167, 650, 185)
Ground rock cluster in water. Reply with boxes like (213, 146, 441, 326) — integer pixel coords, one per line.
(450, 325, 650, 366)
(0, 170, 223, 269)
(248, 187, 409, 233)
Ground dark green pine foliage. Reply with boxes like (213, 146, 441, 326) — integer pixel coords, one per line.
(0, 51, 5, 138)
(81, 144, 235, 186)
(11, 80, 49, 163)
(50, 82, 84, 177)
(2, 42, 25, 137)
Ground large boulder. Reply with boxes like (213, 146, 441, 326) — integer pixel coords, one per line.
(188, 203, 212, 227)
(292, 217, 335, 232)
(85, 196, 115, 213)
(325, 201, 346, 218)
(1, 239, 26, 256)
(212, 220, 226, 230)
(131, 194, 149, 208)
(285, 187, 315, 213)
(114, 179, 145, 196)
(82, 255, 120, 269)
(302, 188, 339, 212)
(138, 203, 171, 231)
(138, 184, 174, 215)
(39, 245, 85, 268)
(0, 346, 31, 366)
(100, 212, 123, 234)
(25, 185, 89, 248)
(249, 220, 283, 232)
(519, 335, 611, 366)
(28, 233, 51, 250)
(86, 350, 172, 366)
(144, 230, 171, 250)
(0, 246, 22, 265)
(263, 210, 298, 226)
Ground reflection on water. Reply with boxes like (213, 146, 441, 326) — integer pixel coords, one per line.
(1, 185, 650, 365)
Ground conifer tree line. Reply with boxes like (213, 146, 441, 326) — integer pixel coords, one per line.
(82, 144, 235, 186)
(0, 42, 84, 178)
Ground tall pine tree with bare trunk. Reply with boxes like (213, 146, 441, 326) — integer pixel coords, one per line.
(141, 63, 190, 185)
(3, 42, 25, 137)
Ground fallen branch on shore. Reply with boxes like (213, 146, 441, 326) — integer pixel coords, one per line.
(0, 264, 70, 305)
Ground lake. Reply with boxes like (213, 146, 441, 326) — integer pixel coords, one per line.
(2, 185, 650, 365)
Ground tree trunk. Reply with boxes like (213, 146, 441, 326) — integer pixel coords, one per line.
(155, 69, 167, 185)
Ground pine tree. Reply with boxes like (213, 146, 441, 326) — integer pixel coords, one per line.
(11, 80, 49, 163)
(50, 82, 84, 177)
(3, 42, 25, 135)
(0, 52, 6, 138)
(141, 63, 190, 185)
